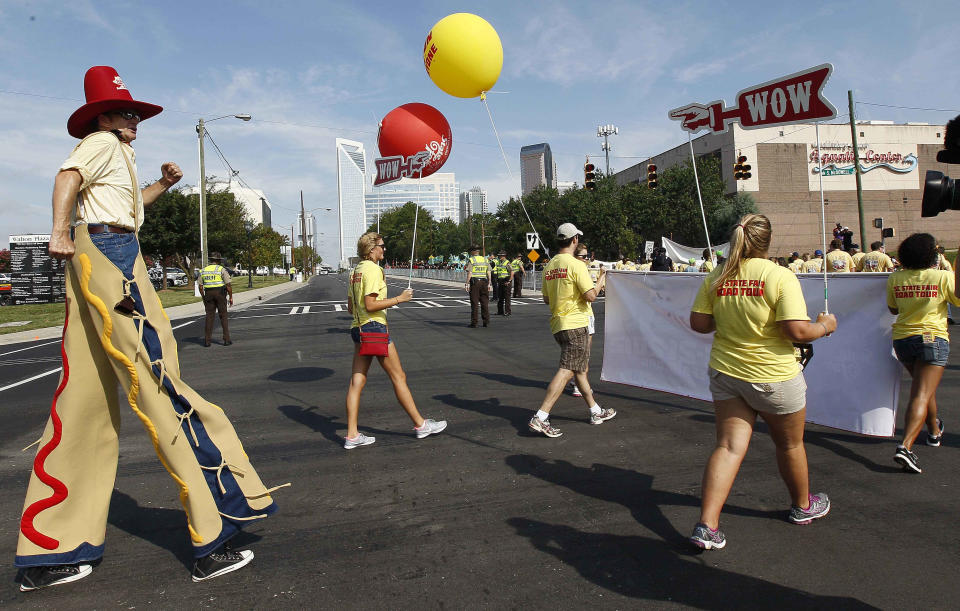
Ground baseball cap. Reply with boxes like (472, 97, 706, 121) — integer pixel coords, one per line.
(556, 223, 583, 239)
(688, 258, 695, 265)
(815, 249, 823, 256)
(791, 251, 800, 257)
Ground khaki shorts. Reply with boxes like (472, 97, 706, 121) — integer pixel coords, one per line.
(554, 327, 590, 373)
(708, 368, 806, 415)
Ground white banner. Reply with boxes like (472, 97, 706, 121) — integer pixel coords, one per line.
(601, 271, 901, 436)
(661, 236, 730, 266)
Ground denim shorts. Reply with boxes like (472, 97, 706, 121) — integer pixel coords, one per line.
(893, 335, 949, 367)
(350, 321, 391, 344)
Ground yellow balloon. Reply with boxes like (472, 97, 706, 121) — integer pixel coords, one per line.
(424, 13, 503, 98)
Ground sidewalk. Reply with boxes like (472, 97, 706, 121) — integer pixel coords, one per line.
(0, 277, 312, 346)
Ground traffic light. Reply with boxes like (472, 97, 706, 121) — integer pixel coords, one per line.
(734, 155, 752, 180)
(881, 227, 895, 238)
(584, 162, 596, 191)
(646, 164, 658, 189)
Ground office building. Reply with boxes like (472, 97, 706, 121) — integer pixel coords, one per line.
(459, 186, 487, 221)
(336, 138, 367, 268)
(366, 172, 460, 226)
(520, 143, 556, 195)
(184, 179, 272, 228)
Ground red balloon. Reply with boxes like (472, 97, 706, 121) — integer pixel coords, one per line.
(377, 103, 452, 178)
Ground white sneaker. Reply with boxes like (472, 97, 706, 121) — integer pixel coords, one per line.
(572, 385, 583, 397)
(415, 418, 447, 439)
(344, 432, 376, 449)
(590, 408, 617, 425)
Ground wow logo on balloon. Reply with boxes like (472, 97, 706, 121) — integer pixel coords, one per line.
(375, 103, 452, 185)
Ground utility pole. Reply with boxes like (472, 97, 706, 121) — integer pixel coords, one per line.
(290, 225, 296, 270)
(197, 118, 208, 268)
(597, 124, 619, 176)
(848, 91, 868, 250)
(300, 191, 309, 276)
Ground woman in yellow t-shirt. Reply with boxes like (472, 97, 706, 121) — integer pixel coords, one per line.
(344, 232, 447, 450)
(687, 214, 838, 551)
(885, 233, 960, 473)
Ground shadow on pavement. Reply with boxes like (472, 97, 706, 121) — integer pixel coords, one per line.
(505, 455, 780, 544)
(107, 490, 267, 571)
(433, 393, 581, 435)
(423, 320, 472, 327)
(277, 405, 411, 446)
(506, 517, 877, 609)
(268, 367, 335, 383)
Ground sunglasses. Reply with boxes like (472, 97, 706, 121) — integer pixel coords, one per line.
(575, 253, 587, 259)
(112, 110, 141, 121)
(375, 243, 386, 250)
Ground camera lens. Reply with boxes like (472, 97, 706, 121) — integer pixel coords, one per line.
(921, 170, 959, 217)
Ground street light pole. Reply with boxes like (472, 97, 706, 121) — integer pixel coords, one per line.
(196, 113, 251, 268)
(597, 124, 619, 176)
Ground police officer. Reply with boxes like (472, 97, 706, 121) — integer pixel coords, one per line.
(489, 253, 500, 302)
(511, 253, 524, 298)
(464, 245, 490, 327)
(496, 251, 513, 316)
(200, 252, 233, 346)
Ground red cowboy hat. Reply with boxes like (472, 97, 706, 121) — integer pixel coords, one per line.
(67, 66, 163, 139)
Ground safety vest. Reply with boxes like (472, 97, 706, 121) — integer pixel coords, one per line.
(469, 255, 488, 278)
(200, 264, 226, 288)
(511, 258, 523, 273)
(495, 260, 511, 279)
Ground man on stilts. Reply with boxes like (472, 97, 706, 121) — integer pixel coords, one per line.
(15, 66, 283, 592)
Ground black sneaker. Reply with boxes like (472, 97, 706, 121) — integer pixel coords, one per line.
(894, 446, 922, 473)
(19, 563, 92, 592)
(191, 546, 254, 582)
(926, 419, 944, 447)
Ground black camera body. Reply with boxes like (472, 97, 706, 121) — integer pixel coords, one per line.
(922, 114, 960, 217)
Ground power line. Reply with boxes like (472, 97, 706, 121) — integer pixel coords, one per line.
(858, 101, 960, 113)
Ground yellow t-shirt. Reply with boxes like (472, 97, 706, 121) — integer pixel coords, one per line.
(637, 262, 652, 271)
(60, 131, 144, 230)
(692, 258, 809, 382)
(852, 252, 866, 269)
(700, 260, 715, 273)
(825, 250, 856, 273)
(349, 260, 387, 328)
(803, 258, 823, 273)
(886, 268, 960, 341)
(860, 250, 894, 272)
(788, 260, 804, 274)
(542, 253, 594, 334)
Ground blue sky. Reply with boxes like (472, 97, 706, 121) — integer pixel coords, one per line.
(1, 0, 958, 264)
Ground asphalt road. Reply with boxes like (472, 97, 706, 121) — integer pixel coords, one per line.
(0, 274, 957, 608)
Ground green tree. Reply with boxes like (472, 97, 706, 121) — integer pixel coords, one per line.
(369, 202, 436, 264)
(0, 248, 10, 273)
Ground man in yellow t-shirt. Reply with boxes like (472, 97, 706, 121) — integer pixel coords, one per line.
(825, 239, 855, 273)
(850, 244, 865, 270)
(859, 241, 894, 272)
(803, 250, 824, 273)
(530, 223, 614, 438)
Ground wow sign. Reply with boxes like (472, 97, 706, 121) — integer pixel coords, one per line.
(668, 64, 837, 134)
(373, 151, 431, 186)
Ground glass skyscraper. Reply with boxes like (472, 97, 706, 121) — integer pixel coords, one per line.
(336, 138, 367, 268)
(520, 143, 556, 196)
(365, 172, 460, 228)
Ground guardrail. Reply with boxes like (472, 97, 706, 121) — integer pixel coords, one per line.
(385, 268, 542, 291)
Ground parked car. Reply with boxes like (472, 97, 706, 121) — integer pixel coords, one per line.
(165, 267, 189, 286)
(256, 266, 270, 275)
(272, 266, 287, 275)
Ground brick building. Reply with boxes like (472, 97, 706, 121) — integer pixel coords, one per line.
(615, 122, 954, 255)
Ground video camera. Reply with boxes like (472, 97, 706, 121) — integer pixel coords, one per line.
(921, 114, 960, 217)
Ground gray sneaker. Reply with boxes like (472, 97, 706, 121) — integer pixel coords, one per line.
(788, 492, 831, 524)
(529, 416, 562, 438)
(415, 418, 447, 439)
(689, 523, 726, 550)
(344, 432, 376, 450)
(926, 419, 944, 447)
(590, 407, 617, 425)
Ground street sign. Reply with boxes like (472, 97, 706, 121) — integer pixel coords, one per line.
(644, 241, 654, 256)
(526, 232, 541, 250)
(668, 64, 836, 134)
(527, 250, 540, 263)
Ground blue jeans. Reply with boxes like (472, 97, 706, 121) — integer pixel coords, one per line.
(86, 230, 139, 277)
(893, 335, 949, 367)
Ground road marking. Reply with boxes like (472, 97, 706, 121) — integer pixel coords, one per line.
(334, 304, 344, 311)
(302, 305, 311, 314)
(0, 339, 61, 357)
(0, 368, 61, 393)
(289, 306, 300, 315)
(171, 320, 195, 330)
(297, 350, 302, 362)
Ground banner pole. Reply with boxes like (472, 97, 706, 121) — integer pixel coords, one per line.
(687, 132, 714, 264)
(408, 168, 422, 289)
(816, 122, 829, 313)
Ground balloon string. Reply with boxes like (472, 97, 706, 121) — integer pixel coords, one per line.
(408, 168, 422, 288)
(481, 95, 548, 256)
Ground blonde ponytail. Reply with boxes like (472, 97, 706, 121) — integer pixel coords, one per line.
(711, 214, 772, 291)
